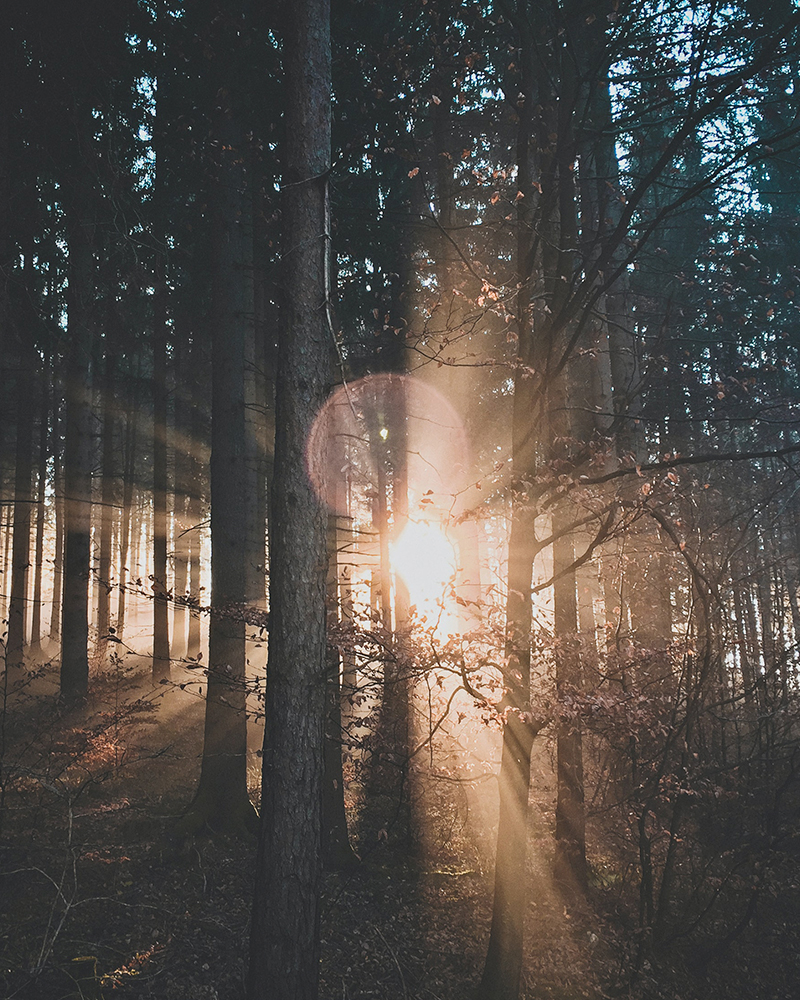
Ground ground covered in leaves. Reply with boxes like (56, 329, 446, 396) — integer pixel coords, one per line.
(1, 667, 798, 1000)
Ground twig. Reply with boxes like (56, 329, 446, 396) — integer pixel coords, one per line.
(374, 925, 409, 1000)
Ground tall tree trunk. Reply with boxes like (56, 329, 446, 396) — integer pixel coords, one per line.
(95, 349, 117, 663)
(29, 356, 51, 654)
(180, 6, 257, 835)
(322, 514, 359, 870)
(248, 1, 331, 996)
(6, 346, 35, 677)
(49, 395, 65, 645)
(185, 324, 206, 663)
(152, 250, 171, 682)
(60, 119, 96, 704)
(552, 519, 587, 897)
(171, 332, 191, 660)
(116, 373, 139, 643)
(152, 12, 171, 681)
(479, 29, 541, 988)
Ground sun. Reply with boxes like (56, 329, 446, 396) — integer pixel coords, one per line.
(391, 520, 458, 613)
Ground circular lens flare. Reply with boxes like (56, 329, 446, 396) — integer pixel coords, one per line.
(391, 521, 458, 611)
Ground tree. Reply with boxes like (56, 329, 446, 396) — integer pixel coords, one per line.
(248, 0, 332, 995)
(179, 0, 259, 837)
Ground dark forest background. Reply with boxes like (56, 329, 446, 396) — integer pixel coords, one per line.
(2, 1, 800, 999)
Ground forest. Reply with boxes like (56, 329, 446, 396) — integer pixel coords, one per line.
(2, 1, 800, 998)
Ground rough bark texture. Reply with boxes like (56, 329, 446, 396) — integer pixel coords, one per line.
(247, 2, 331, 997)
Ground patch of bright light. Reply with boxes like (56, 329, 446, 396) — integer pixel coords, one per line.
(391, 521, 457, 611)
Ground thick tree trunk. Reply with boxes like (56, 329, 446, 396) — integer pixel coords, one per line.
(247, 1, 331, 996)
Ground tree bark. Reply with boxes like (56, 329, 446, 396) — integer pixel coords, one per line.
(248, 1, 331, 996)
(6, 345, 35, 677)
(180, 4, 257, 836)
(29, 355, 51, 654)
(478, 25, 540, 997)
(95, 349, 117, 664)
(152, 249, 171, 682)
(49, 394, 65, 645)
(116, 372, 139, 643)
(322, 515, 359, 870)
(60, 115, 96, 704)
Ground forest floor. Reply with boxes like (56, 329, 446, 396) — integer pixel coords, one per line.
(1, 655, 799, 1000)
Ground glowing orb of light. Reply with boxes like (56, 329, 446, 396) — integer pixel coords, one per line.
(305, 373, 468, 517)
(391, 520, 458, 611)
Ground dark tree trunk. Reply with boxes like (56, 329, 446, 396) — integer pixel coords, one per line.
(478, 501, 538, 1000)
(322, 515, 359, 871)
(185, 324, 206, 663)
(116, 374, 138, 642)
(478, 20, 540, 998)
(247, 1, 331, 996)
(171, 333, 191, 660)
(6, 347, 35, 677)
(60, 122, 96, 704)
(180, 5, 257, 836)
(552, 522, 587, 898)
(49, 395, 65, 645)
(152, 251, 171, 682)
(95, 349, 117, 663)
(152, 17, 171, 680)
(29, 355, 51, 654)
